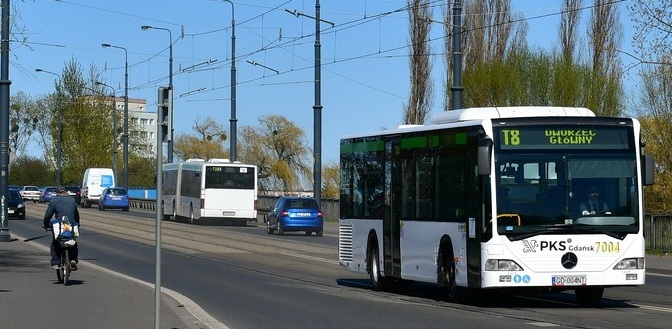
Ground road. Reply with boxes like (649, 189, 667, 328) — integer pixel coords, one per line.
(8, 203, 672, 329)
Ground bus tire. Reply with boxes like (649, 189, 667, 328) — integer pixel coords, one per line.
(575, 287, 603, 307)
(368, 243, 390, 291)
(438, 245, 460, 302)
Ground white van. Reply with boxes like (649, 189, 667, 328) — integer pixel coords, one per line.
(81, 168, 115, 208)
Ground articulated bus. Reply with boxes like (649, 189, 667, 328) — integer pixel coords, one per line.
(162, 158, 258, 225)
(338, 107, 654, 306)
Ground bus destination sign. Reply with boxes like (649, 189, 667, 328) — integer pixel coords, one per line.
(498, 126, 630, 150)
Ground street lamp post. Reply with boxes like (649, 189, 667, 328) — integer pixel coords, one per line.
(101, 43, 129, 189)
(222, 0, 237, 162)
(141, 25, 174, 163)
(35, 68, 62, 187)
(286, 0, 334, 202)
(95, 82, 119, 182)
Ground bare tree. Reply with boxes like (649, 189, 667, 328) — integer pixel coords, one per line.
(444, 0, 526, 110)
(173, 116, 228, 161)
(559, 0, 583, 63)
(404, 0, 433, 124)
(630, 0, 672, 64)
(586, 0, 623, 116)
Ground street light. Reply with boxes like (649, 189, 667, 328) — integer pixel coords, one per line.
(95, 82, 119, 182)
(286, 0, 334, 202)
(101, 43, 129, 189)
(35, 68, 62, 186)
(222, 0, 237, 162)
(141, 25, 174, 163)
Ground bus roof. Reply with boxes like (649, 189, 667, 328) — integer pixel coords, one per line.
(430, 106, 595, 125)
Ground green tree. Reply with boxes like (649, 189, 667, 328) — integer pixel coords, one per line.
(9, 156, 54, 187)
(238, 115, 311, 194)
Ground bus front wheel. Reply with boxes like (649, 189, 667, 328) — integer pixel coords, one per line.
(438, 248, 460, 302)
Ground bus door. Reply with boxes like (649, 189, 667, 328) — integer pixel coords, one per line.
(383, 138, 402, 278)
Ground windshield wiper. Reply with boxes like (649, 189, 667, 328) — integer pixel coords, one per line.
(506, 224, 625, 241)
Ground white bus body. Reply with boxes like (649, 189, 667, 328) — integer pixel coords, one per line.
(338, 107, 653, 306)
(161, 159, 258, 224)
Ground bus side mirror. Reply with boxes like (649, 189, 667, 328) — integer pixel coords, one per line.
(643, 154, 654, 186)
(478, 137, 493, 176)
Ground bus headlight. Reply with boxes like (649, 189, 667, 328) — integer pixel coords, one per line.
(613, 257, 645, 270)
(485, 259, 523, 271)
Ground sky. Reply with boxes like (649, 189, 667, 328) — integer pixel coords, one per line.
(10, 0, 639, 165)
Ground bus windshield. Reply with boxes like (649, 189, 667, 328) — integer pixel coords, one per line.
(494, 153, 639, 240)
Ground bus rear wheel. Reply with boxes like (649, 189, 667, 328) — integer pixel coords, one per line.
(368, 244, 390, 291)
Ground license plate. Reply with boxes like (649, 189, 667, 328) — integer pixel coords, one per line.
(552, 275, 587, 286)
(8, 209, 13, 214)
(222, 211, 235, 216)
(296, 212, 311, 217)
(112, 197, 121, 200)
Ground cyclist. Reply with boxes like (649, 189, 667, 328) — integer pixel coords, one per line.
(43, 186, 80, 270)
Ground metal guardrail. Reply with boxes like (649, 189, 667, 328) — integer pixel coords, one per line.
(129, 197, 672, 252)
(645, 214, 672, 253)
(129, 195, 341, 222)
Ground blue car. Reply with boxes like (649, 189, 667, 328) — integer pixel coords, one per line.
(266, 196, 323, 236)
(39, 186, 58, 203)
(98, 187, 129, 211)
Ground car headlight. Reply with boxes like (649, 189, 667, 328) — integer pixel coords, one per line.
(485, 259, 523, 271)
(613, 257, 645, 270)
(17, 203, 25, 208)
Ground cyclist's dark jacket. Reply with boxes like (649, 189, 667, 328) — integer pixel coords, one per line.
(43, 193, 80, 229)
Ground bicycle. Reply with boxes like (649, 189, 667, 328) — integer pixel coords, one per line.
(45, 217, 78, 286)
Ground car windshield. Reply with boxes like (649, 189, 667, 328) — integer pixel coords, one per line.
(9, 191, 21, 200)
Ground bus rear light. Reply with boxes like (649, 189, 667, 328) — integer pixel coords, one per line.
(485, 259, 523, 271)
(254, 199, 258, 210)
(200, 198, 205, 209)
(613, 257, 644, 270)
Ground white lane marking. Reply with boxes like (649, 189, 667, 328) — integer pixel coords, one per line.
(280, 251, 339, 265)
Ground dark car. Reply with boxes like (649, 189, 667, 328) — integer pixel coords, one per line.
(8, 190, 26, 219)
(39, 186, 58, 203)
(64, 186, 82, 205)
(98, 187, 129, 211)
(266, 196, 323, 236)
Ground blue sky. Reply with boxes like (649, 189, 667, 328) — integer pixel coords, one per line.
(12, 0, 637, 165)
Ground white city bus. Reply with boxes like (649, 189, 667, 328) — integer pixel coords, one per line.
(338, 107, 655, 306)
(161, 158, 258, 225)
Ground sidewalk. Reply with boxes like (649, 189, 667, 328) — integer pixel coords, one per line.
(0, 234, 211, 329)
